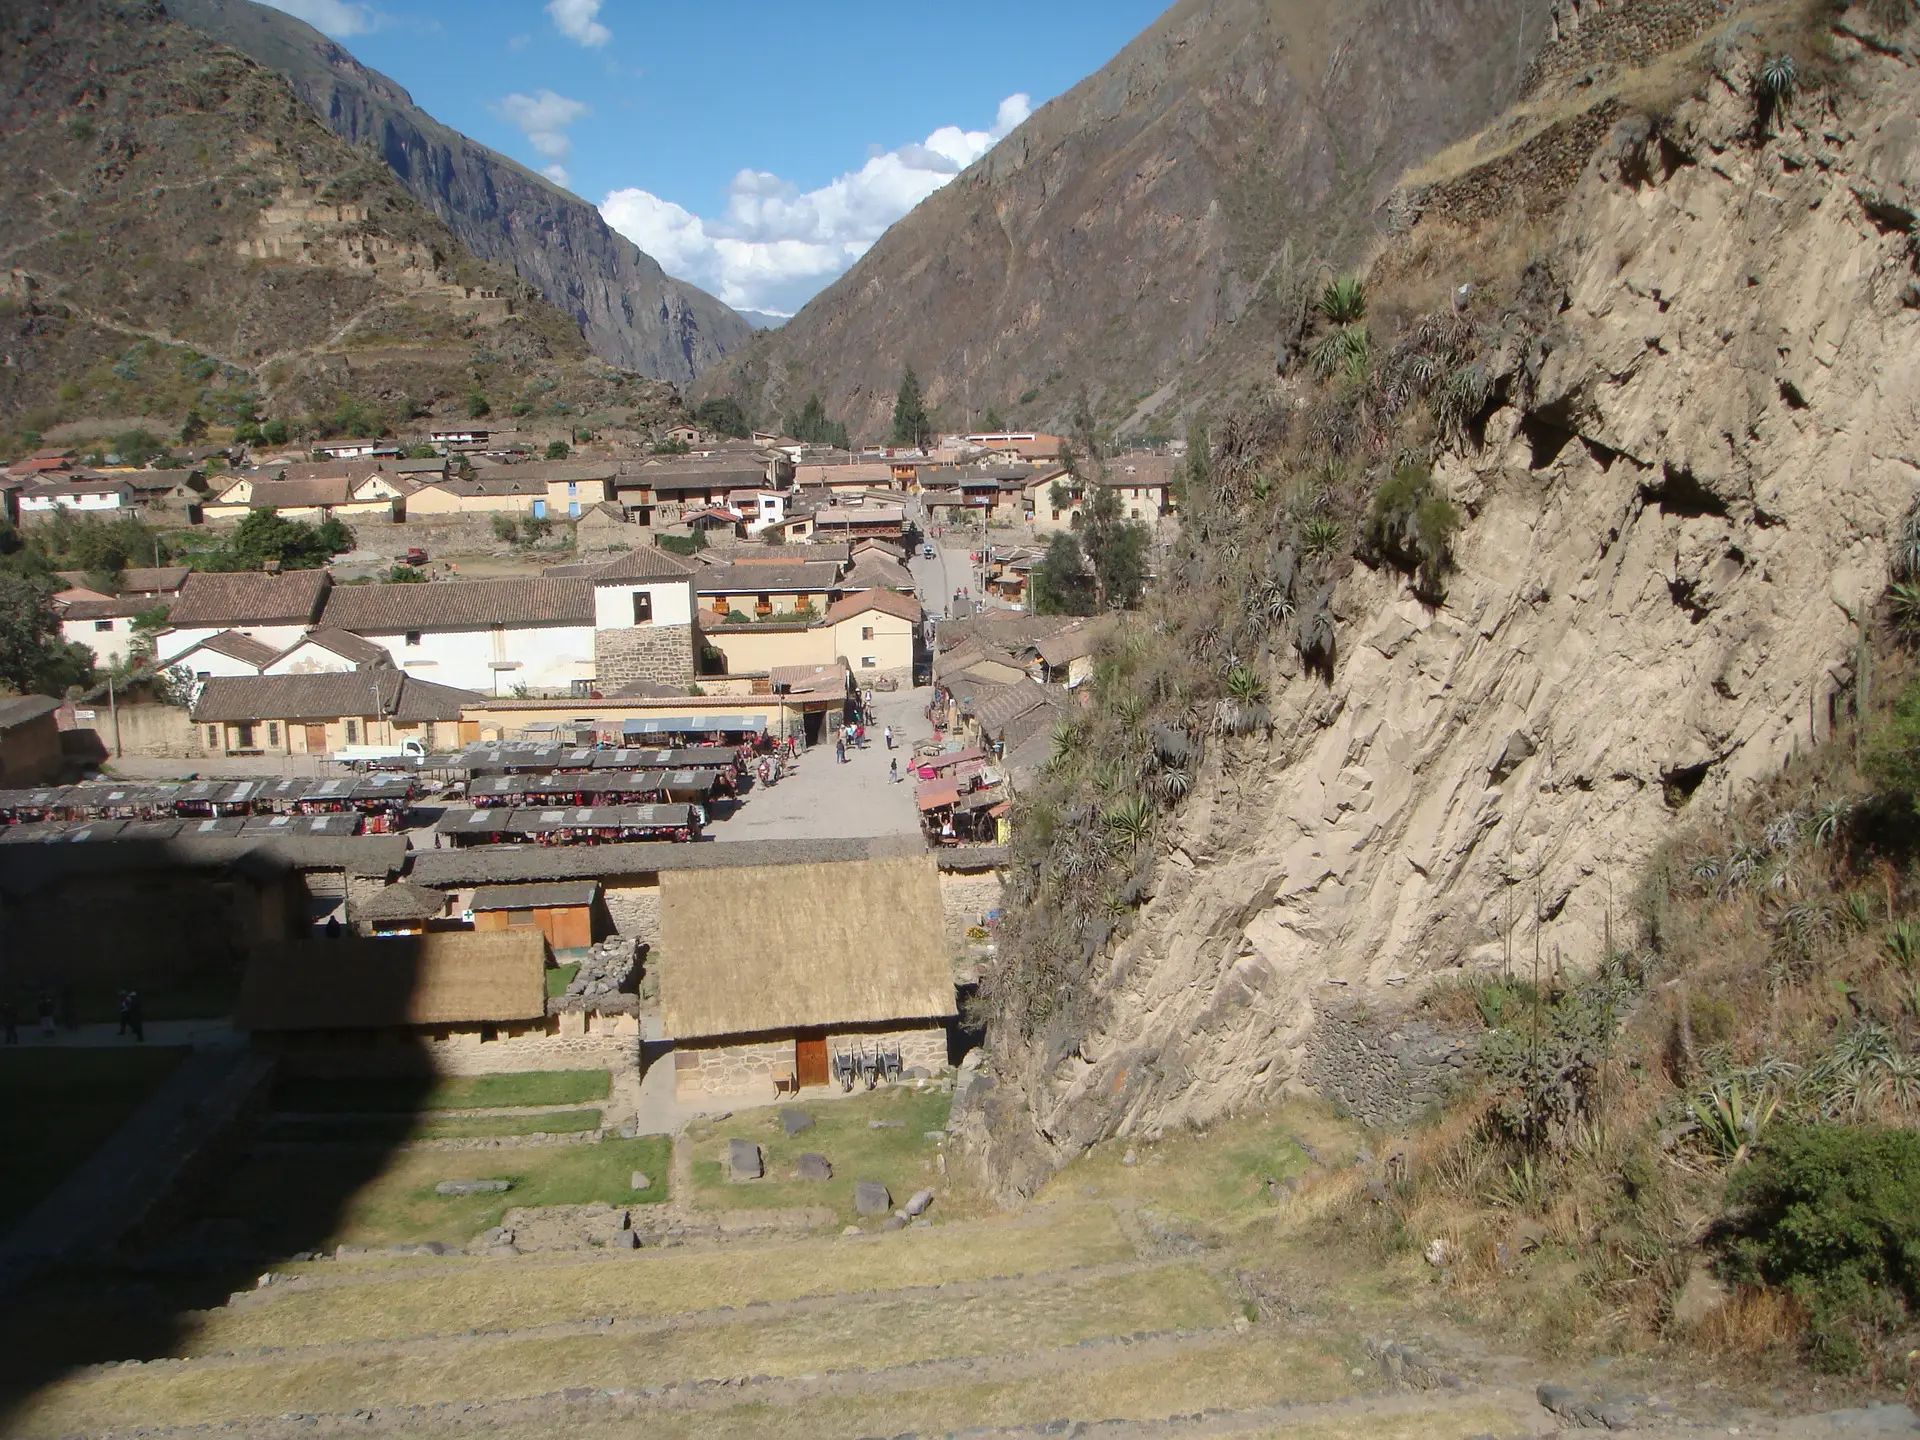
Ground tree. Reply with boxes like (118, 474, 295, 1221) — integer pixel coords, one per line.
(179, 409, 208, 445)
(0, 573, 92, 695)
(1031, 532, 1095, 615)
(262, 419, 289, 446)
(1077, 484, 1152, 609)
(467, 391, 491, 420)
(407, 444, 439, 459)
(546, 439, 571, 460)
(981, 406, 1006, 433)
(693, 397, 751, 439)
(787, 393, 849, 449)
(204, 510, 353, 571)
(892, 368, 932, 450)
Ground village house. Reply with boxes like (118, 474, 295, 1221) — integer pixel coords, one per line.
(838, 550, 916, 593)
(574, 501, 632, 551)
(18, 476, 136, 519)
(616, 462, 772, 526)
(428, 426, 489, 447)
(1097, 454, 1178, 523)
(401, 474, 544, 517)
(793, 460, 895, 494)
(523, 462, 617, 519)
(811, 503, 907, 541)
(155, 570, 333, 668)
(825, 590, 920, 683)
(468, 880, 605, 952)
(937, 637, 1029, 690)
(658, 856, 955, 1099)
(1027, 617, 1110, 687)
(190, 669, 479, 758)
(726, 488, 792, 536)
(697, 560, 841, 621)
(263, 628, 395, 676)
(59, 595, 158, 668)
(581, 546, 701, 691)
(236, 930, 559, 1078)
(962, 432, 1066, 466)
(315, 579, 599, 695)
(760, 513, 817, 542)
(656, 423, 704, 447)
(313, 440, 401, 461)
(355, 880, 450, 936)
(118, 566, 192, 601)
(682, 506, 744, 539)
(1022, 469, 1082, 532)
(203, 473, 398, 523)
(164, 630, 282, 682)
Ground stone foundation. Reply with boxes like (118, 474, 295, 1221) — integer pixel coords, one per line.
(938, 870, 1004, 949)
(595, 624, 695, 689)
(673, 1021, 950, 1100)
(603, 882, 661, 949)
(263, 1020, 641, 1079)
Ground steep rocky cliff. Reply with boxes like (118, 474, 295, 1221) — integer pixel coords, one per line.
(970, 7, 1920, 1193)
(164, 0, 753, 385)
(715, 0, 1555, 439)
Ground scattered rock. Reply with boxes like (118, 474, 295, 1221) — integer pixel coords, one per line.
(728, 1139, 763, 1182)
(1424, 1238, 1452, 1268)
(630, 1172, 651, 1192)
(1122, 1148, 1138, 1166)
(841, 1225, 862, 1236)
(435, 1179, 512, 1197)
(910, 1218, 931, 1229)
(959, 1049, 983, 1071)
(868, 1119, 906, 1129)
(1670, 1260, 1729, 1329)
(779, 1108, 814, 1137)
(903, 1188, 935, 1217)
(880, 1215, 907, 1231)
(796, 1152, 832, 1181)
(853, 1180, 892, 1216)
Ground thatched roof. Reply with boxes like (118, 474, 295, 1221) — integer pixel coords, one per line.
(238, 931, 547, 1031)
(357, 880, 448, 922)
(658, 855, 954, 1040)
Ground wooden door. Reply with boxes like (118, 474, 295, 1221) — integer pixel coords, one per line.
(795, 1034, 828, 1089)
(304, 724, 328, 753)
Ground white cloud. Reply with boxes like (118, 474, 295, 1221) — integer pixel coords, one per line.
(546, 0, 610, 47)
(257, 0, 381, 37)
(601, 94, 1031, 316)
(494, 89, 589, 176)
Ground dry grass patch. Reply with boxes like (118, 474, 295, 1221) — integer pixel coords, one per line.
(17, 1264, 1232, 1433)
(179, 1203, 1134, 1352)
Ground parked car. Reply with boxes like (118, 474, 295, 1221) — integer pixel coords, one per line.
(333, 738, 428, 767)
(403, 547, 429, 567)
(922, 543, 937, 558)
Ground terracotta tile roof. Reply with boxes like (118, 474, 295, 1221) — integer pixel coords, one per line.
(622, 463, 767, 493)
(59, 596, 156, 621)
(224, 477, 354, 509)
(1093, 455, 1177, 488)
(697, 561, 841, 594)
(189, 631, 280, 667)
(320, 578, 593, 631)
(283, 629, 392, 667)
(169, 570, 331, 628)
(588, 546, 700, 582)
(191, 670, 480, 723)
(415, 475, 546, 498)
(973, 679, 1061, 738)
(0, 695, 61, 730)
(826, 589, 921, 625)
(119, 566, 191, 594)
(839, 554, 915, 591)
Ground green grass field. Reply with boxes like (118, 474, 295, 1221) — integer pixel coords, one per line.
(273, 1070, 611, 1113)
(684, 1085, 954, 1220)
(197, 1135, 672, 1251)
(263, 1109, 604, 1143)
(0, 1046, 190, 1230)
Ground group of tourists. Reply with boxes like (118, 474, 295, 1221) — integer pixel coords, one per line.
(0, 986, 142, 1043)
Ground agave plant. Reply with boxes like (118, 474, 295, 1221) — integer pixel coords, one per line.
(1811, 796, 1854, 848)
(1840, 890, 1877, 934)
(1757, 52, 1796, 99)
(1311, 324, 1374, 382)
(1157, 766, 1193, 802)
(1894, 501, 1920, 582)
(1890, 581, 1920, 642)
(1301, 515, 1344, 558)
(1317, 275, 1367, 326)
(1763, 807, 1805, 854)
(1725, 840, 1767, 892)
(1103, 794, 1155, 850)
(1887, 918, 1920, 971)
(1485, 1154, 1551, 1212)
(1691, 1078, 1780, 1161)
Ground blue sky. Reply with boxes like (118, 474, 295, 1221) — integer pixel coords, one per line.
(261, 0, 1168, 316)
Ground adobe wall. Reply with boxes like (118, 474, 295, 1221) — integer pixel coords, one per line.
(266, 1019, 640, 1078)
(673, 1021, 949, 1100)
(1302, 1006, 1475, 1129)
(594, 624, 696, 689)
(62, 702, 199, 760)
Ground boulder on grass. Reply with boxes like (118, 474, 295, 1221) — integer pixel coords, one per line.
(853, 1180, 891, 1216)
(780, 1108, 815, 1137)
(797, 1152, 832, 1181)
(904, 1188, 935, 1217)
(729, 1139, 763, 1181)
(435, 1179, 512, 1196)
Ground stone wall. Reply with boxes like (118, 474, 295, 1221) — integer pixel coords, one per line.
(673, 1021, 950, 1099)
(938, 870, 1004, 950)
(61, 701, 198, 760)
(595, 624, 695, 689)
(1409, 101, 1623, 228)
(1302, 1006, 1474, 1129)
(1525, 0, 1745, 97)
(264, 1020, 641, 1078)
(603, 881, 661, 949)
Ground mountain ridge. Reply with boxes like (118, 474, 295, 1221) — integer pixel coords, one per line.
(162, 0, 754, 386)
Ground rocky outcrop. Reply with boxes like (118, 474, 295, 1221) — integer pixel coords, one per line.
(977, 25, 1920, 1190)
(166, 0, 753, 385)
(715, 0, 1555, 438)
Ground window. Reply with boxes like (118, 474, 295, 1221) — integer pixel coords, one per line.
(631, 592, 653, 623)
(207, 725, 219, 748)
(267, 722, 279, 747)
(94, 620, 114, 632)
(567, 481, 577, 494)
(507, 909, 536, 927)
(235, 722, 255, 749)
(861, 655, 878, 668)
(345, 719, 358, 744)
(861, 626, 875, 640)
(405, 631, 421, 646)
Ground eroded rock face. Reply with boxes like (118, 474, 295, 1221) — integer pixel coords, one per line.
(980, 39, 1920, 1191)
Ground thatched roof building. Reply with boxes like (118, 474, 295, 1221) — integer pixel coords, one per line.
(658, 855, 954, 1041)
(238, 931, 547, 1031)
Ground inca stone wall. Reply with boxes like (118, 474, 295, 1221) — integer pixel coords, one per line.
(1525, 0, 1745, 96)
(595, 625, 695, 689)
(939, 871, 1004, 949)
(1408, 101, 1623, 227)
(266, 1023, 639, 1078)
(674, 1022, 950, 1099)
(1304, 1007, 1475, 1128)
(603, 881, 661, 949)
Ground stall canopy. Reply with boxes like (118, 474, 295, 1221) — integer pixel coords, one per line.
(620, 715, 766, 735)
(915, 780, 961, 812)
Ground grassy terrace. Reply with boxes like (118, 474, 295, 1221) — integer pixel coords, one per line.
(0, 1046, 190, 1230)
(263, 1110, 604, 1143)
(684, 1085, 955, 1221)
(273, 1071, 611, 1113)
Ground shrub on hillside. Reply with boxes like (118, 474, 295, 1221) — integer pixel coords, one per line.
(1363, 461, 1461, 600)
(1718, 1122, 1920, 1370)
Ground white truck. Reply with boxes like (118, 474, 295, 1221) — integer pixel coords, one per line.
(332, 738, 428, 768)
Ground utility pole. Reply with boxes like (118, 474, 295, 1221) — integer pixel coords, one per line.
(107, 668, 122, 759)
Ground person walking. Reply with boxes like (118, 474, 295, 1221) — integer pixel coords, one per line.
(889, 757, 899, 784)
(116, 989, 133, 1036)
(835, 735, 846, 764)
(883, 725, 894, 750)
(126, 990, 145, 1043)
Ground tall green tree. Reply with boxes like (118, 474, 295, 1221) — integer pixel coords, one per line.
(787, 393, 850, 449)
(1031, 533, 1095, 616)
(892, 368, 932, 450)
(693, 397, 751, 439)
(201, 510, 353, 571)
(981, 406, 1006, 433)
(0, 573, 93, 695)
(1076, 484, 1152, 610)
